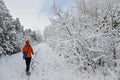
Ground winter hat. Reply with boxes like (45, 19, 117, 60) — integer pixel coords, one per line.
(25, 40, 30, 45)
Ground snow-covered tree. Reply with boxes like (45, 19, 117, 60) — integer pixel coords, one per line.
(14, 18, 24, 33)
(0, 0, 42, 56)
(0, 0, 20, 56)
(44, 0, 120, 76)
(30, 30, 42, 42)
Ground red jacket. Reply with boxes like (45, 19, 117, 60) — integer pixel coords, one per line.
(22, 45, 34, 58)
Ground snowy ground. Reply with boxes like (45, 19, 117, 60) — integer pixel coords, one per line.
(0, 43, 118, 80)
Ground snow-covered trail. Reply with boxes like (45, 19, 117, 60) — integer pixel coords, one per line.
(0, 43, 78, 80)
(0, 43, 115, 80)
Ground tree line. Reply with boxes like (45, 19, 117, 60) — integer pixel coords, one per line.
(0, 0, 42, 56)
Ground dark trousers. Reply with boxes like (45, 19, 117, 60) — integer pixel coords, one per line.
(25, 57, 31, 72)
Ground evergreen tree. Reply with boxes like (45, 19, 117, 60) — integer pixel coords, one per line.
(0, 0, 20, 56)
(14, 18, 24, 33)
(0, 0, 42, 56)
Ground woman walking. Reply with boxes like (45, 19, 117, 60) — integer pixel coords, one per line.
(22, 40, 34, 75)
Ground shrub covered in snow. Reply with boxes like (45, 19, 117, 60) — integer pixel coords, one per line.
(44, 0, 120, 76)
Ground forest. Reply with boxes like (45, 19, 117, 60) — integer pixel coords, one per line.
(0, 0, 42, 56)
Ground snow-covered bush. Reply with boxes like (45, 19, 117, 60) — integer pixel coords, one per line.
(44, 0, 120, 76)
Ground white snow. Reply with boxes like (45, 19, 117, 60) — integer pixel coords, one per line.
(0, 43, 118, 80)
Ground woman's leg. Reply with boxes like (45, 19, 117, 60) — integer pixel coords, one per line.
(26, 58, 31, 72)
